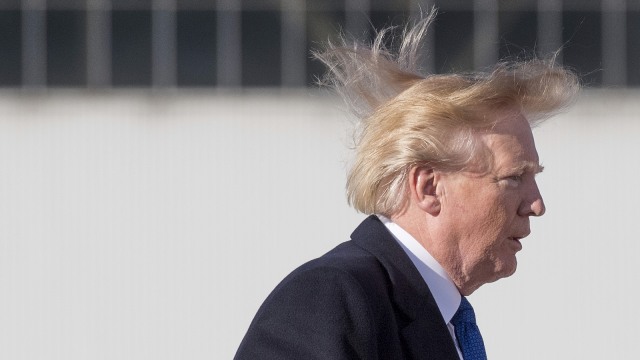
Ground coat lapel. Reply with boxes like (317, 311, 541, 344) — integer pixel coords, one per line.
(351, 215, 460, 360)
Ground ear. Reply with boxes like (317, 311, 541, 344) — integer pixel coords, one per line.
(409, 166, 441, 216)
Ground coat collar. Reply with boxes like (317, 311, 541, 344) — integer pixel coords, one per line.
(350, 215, 460, 360)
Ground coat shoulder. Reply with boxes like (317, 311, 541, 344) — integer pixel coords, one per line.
(235, 240, 399, 360)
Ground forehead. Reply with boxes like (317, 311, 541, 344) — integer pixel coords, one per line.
(480, 110, 540, 172)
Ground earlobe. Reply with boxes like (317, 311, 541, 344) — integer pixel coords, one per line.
(410, 166, 441, 215)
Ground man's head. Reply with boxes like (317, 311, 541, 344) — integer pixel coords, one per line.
(342, 66, 575, 217)
(315, 13, 578, 293)
(415, 108, 546, 294)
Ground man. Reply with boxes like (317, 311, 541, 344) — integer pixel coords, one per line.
(235, 14, 578, 360)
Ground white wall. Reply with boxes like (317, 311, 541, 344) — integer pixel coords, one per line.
(0, 89, 636, 359)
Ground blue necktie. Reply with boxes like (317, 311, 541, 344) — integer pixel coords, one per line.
(450, 297, 487, 360)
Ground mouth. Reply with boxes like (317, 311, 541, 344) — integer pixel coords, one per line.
(508, 236, 524, 250)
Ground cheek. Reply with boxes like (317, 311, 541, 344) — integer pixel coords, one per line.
(471, 195, 510, 236)
(464, 203, 514, 261)
(445, 181, 514, 240)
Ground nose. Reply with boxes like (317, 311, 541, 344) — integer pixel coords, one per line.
(519, 180, 546, 217)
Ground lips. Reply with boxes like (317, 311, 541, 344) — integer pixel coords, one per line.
(510, 231, 530, 242)
(508, 236, 524, 251)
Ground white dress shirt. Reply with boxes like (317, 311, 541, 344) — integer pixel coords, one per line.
(378, 215, 464, 360)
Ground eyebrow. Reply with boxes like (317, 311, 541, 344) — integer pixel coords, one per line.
(511, 161, 544, 174)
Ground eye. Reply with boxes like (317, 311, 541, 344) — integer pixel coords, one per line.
(501, 175, 522, 187)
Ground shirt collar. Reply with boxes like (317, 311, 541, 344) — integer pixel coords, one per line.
(377, 215, 461, 324)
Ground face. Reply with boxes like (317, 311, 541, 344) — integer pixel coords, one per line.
(436, 110, 545, 295)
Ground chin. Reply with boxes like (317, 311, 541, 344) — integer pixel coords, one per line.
(497, 260, 518, 279)
(485, 259, 518, 284)
(463, 258, 518, 293)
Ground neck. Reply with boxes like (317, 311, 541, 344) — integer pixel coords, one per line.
(391, 209, 476, 295)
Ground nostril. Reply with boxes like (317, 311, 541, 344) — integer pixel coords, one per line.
(519, 198, 545, 217)
(532, 199, 545, 216)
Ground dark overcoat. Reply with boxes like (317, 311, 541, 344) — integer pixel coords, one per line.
(235, 215, 460, 359)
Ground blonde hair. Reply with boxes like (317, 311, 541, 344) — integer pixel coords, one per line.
(314, 11, 579, 216)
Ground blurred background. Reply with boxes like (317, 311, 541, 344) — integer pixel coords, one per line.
(0, 0, 638, 359)
(0, 0, 637, 88)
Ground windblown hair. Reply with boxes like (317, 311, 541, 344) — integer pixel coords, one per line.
(314, 11, 580, 216)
